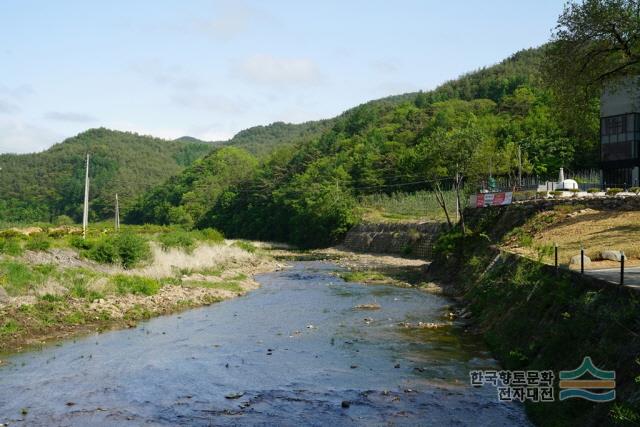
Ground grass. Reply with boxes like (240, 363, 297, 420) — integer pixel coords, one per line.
(24, 233, 52, 251)
(505, 209, 640, 265)
(359, 190, 458, 222)
(0, 237, 24, 256)
(182, 280, 243, 292)
(112, 274, 161, 296)
(0, 260, 51, 296)
(340, 270, 388, 283)
(158, 228, 225, 252)
(232, 240, 257, 253)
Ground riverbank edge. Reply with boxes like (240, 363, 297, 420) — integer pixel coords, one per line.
(427, 204, 640, 426)
(0, 259, 281, 357)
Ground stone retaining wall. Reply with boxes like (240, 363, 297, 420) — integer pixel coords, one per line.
(342, 222, 444, 259)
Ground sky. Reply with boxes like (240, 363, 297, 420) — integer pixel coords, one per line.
(0, 0, 566, 154)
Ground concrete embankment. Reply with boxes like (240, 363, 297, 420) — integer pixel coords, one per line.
(342, 221, 444, 258)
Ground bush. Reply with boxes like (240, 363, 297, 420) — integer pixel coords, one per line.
(81, 233, 150, 268)
(25, 233, 51, 251)
(587, 188, 600, 194)
(113, 232, 150, 268)
(158, 230, 196, 252)
(551, 190, 563, 197)
(569, 188, 580, 193)
(112, 274, 160, 296)
(629, 187, 640, 195)
(198, 228, 225, 244)
(69, 235, 93, 250)
(606, 187, 623, 196)
(86, 238, 118, 264)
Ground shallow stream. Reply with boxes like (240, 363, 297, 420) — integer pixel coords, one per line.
(0, 261, 529, 426)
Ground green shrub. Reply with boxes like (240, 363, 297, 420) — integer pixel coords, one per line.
(158, 230, 196, 252)
(629, 187, 640, 195)
(587, 188, 600, 194)
(112, 274, 160, 296)
(569, 188, 580, 193)
(82, 233, 150, 268)
(25, 233, 51, 251)
(69, 235, 93, 250)
(86, 238, 118, 264)
(198, 228, 224, 244)
(114, 232, 150, 268)
(0, 237, 23, 256)
(551, 190, 563, 196)
(606, 187, 623, 195)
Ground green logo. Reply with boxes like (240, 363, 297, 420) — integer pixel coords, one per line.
(559, 357, 615, 402)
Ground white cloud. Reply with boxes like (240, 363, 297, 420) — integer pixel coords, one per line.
(0, 118, 62, 154)
(234, 54, 323, 87)
(44, 111, 97, 123)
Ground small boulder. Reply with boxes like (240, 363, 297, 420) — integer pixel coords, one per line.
(0, 286, 9, 304)
(341, 400, 350, 408)
(601, 250, 623, 262)
(570, 254, 591, 266)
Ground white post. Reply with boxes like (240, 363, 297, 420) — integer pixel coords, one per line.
(115, 193, 120, 231)
(82, 154, 90, 239)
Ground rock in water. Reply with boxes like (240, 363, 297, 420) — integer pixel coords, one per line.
(341, 400, 350, 408)
(225, 392, 245, 399)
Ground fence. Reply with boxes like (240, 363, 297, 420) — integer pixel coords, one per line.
(482, 169, 602, 193)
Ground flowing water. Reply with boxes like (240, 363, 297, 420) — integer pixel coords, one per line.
(0, 261, 530, 426)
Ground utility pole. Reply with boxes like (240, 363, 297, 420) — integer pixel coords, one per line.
(82, 154, 90, 239)
(455, 170, 460, 222)
(115, 193, 120, 232)
(517, 144, 522, 189)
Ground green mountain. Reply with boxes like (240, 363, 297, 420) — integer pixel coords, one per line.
(128, 46, 599, 247)
(0, 128, 213, 223)
(222, 120, 333, 157)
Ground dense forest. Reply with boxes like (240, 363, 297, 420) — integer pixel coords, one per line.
(126, 46, 601, 247)
(0, 129, 213, 223)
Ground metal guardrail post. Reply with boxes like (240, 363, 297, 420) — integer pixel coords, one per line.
(621, 252, 625, 286)
(580, 245, 584, 275)
(554, 243, 558, 274)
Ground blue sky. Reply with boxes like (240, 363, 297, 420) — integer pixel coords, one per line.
(0, 0, 565, 153)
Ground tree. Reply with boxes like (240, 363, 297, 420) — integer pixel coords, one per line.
(544, 0, 640, 148)
(425, 123, 494, 233)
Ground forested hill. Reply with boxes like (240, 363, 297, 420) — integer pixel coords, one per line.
(127, 46, 600, 247)
(0, 128, 212, 222)
(223, 120, 333, 157)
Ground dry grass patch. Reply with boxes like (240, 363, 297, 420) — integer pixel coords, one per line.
(505, 209, 640, 266)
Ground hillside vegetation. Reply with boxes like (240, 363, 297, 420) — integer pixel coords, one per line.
(0, 128, 212, 223)
(128, 47, 600, 247)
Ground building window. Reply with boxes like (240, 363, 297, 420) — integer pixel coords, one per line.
(601, 113, 638, 161)
(602, 115, 627, 136)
